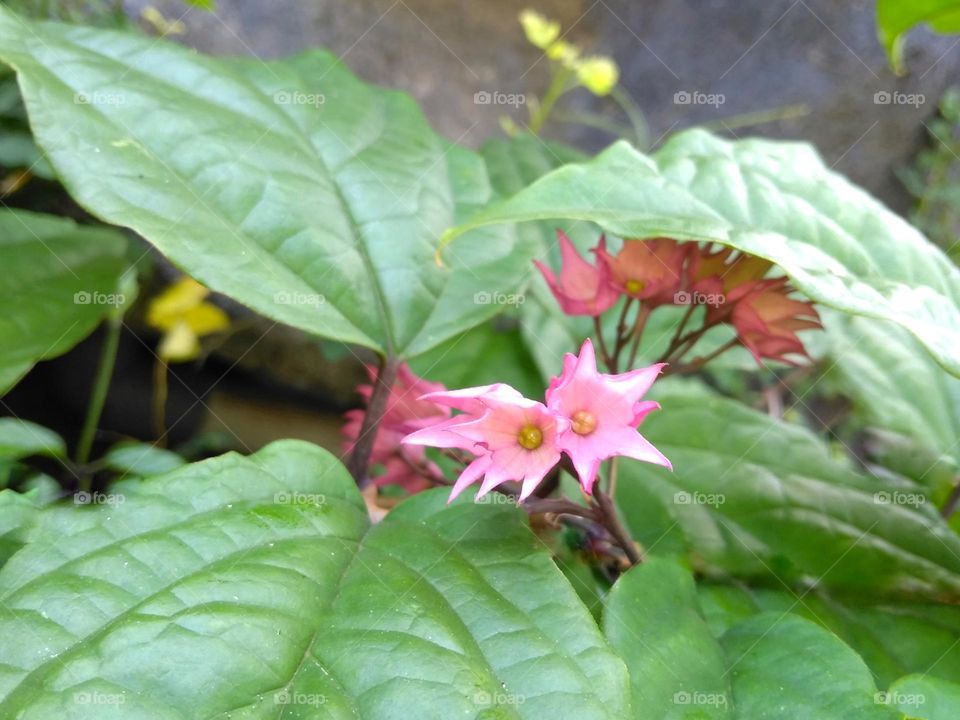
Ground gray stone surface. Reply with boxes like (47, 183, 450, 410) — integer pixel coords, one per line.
(127, 0, 960, 212)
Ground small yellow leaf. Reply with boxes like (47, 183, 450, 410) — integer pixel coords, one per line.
(158, 320, 200, 362)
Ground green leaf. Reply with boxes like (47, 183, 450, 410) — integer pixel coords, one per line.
(0, 440, 629, 718)
(721, 613, 898, 719)
(885, 674, 960, 719)
(480, 135, 594, 378)
(0, 418, 65, 461)
(616, 382, 960, 600)
(445, 131, 960, 377)
(697, 583, 960, 688)
(0, 9, 536, 360)
(0, 209, 128, 394)
(604, 558, 731, 718)
(0, 489, 39, 568)
(823, 311, 959, 487)
(876, 0, 960, 74)
(100, 441, 185, 477)
(409, 319, 546, 399)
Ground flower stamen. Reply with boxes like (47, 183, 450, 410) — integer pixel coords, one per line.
(571, 410, 597, 436)
(517, 424, 544, 450)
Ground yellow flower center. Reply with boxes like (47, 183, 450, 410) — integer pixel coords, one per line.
(571, 410, 597, 436)
(517, 424, 544, 450)
(625, 279, 645, 294)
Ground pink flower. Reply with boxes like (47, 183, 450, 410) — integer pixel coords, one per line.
(596, 237, 688, 307)
(534, 230, 619, 316)
(404, 384, 567, 502)
(728, 277, 821, 365)
(547, 338, 671, 493)
(342, 363, 450, 492)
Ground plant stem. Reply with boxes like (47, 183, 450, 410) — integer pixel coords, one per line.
(529, 66, 573, 134)
(75, 317, 121, 471)
(593, 315, 615, 371)
(669, 337, 739, 375)
(593, 479, 641, 565)
(347, 355, 399, 486)
(609, 85, 648, 147)
(626, 305, 651, 369)
(523, 496, 599, 521)
(152, 358, 169, 446)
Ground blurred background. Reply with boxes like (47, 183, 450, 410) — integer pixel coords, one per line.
(2, 0, 959, 473)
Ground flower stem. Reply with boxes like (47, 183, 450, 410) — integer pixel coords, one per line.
(669, 337, 739, 375)
(593, 315, 615, 371)
(347, 355, 399, 486)
(75, 316, 121, 472)
(626, 305, 651, 369)
(593, 477, 641, 565)
(529, 66, 573, 134)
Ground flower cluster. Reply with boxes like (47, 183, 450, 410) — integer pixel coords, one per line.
(535, 230, 821, 365)
(519, 10, 619, 96)
(402, 338, 670, 502)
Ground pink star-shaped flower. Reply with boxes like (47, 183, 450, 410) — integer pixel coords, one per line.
(547, 338, 671, 493)
(403, 384, 567, 502)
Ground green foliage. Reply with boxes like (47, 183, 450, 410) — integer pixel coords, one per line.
(0, 209, 129, 394)
(0, 441, 630, 718)
(0, 8, 536, 361)
(901, 88, 960, 264)
(445, 132, 960, 377)
(617, 382, 960, 599)
(877, 0, 960, 74)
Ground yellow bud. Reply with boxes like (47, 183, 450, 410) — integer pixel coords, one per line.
(519, 9, 561, 50)
(576, 56, 619, 96)
(546, 40, 580, 68)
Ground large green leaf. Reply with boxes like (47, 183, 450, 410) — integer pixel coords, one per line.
(876, 0, 960, 74)
(0, 209, 128, 394)
(886, 674, 960, 718)
(0, 8, 534, 359)
(616, 382, 960, 600)
(444, 131, 960, 377)
(604, 558, 731, 719)
(698, 582, 960, 688)
(823, 312, 960, 487)
(721, 613, 898, 719)
(0, 440, 630, 718)
(480, 135, 594, 378)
